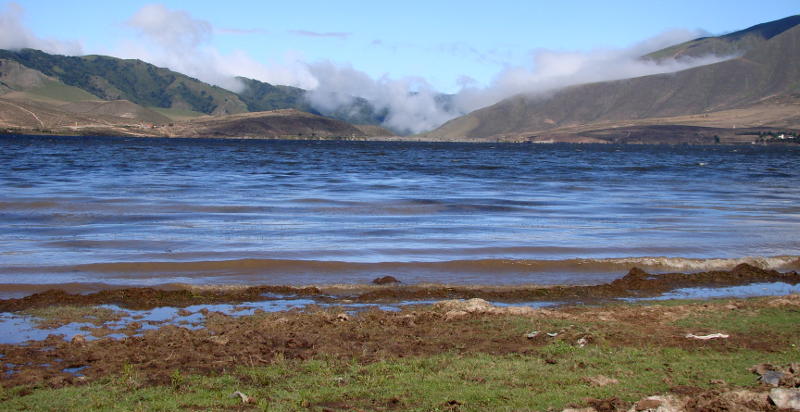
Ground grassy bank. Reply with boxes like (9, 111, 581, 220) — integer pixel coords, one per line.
(1, 296, 799, 411)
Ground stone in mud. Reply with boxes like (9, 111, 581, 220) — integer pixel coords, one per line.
(760, 370, 786, 387)
(444, 310, 469, 321)
(502, 306, 536, 315)
(584, 375, 619, 387)
(436, 298, 493, 313)
(769, 388, 800, 409)
(434, 298, 536, 316)
(206, 335, 230, 346)
(627, 395, 682, 412)
(372, 276, 400, 285)
(230, 390, 254, 404)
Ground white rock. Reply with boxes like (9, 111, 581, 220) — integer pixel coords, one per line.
(626, 395, 683, 412)
(685, 333, 729, 340)
(770, 388, 800, 410)
(444, 310, 469, 321)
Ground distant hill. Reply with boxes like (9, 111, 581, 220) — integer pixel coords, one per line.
(645, 15, 800, 61)
(0, 49, 249, 116)
(425, 15, 800, 142)
(0, 49, 401, 138)
(234, 76, 391, 129)
(164, 109, 375, 139)
(0, 48, 428, 135)
(234, 76, 310, 112)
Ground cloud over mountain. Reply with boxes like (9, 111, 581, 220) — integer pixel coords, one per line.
(0, 2, 732, 134)
(0, 2, 82, 55)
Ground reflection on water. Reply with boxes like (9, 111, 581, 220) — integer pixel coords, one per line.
(1, 135, 800, 295)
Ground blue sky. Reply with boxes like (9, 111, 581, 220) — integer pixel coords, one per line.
(12, 0, 799, 92)
(3, 1, 798, 133)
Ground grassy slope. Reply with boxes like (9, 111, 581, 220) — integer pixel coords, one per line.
(0, 49, 248, 116)
(2, 297, 798, 411)
(427, 17, 800, 140)
(24, 80, 99, 103)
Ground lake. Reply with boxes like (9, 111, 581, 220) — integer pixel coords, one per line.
(1, 135, 798, 297)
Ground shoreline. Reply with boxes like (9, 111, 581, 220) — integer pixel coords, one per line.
(2, 127, 800, 145)
(2, 263, 798, 311)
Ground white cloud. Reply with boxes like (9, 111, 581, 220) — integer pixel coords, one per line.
(121, 4, 317, 91)
(0, 2, 82, 55)
(1, 3, 733, 134)
(452, 29, 728, 114)
(307, 61, 455, 134)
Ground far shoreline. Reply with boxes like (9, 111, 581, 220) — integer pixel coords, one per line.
(2, 126, 799, 146)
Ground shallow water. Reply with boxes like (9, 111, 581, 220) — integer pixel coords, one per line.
(2, 279, 796, 344)
(1, 135, 799, 296)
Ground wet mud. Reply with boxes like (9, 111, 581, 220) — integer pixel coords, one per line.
(0, 264, 799, 398)
(0, 263, 797, 312)
(2, 293, 798, 391)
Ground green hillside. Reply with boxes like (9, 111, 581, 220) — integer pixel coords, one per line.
(235, 76, 390, 129)
(0, 49, 412, 133)
(235, 77, 310, 112)
(0, 49, 248, 116)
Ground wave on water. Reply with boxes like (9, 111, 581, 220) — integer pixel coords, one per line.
(3, 255, 798, 276)
(0, 255, 797, 299)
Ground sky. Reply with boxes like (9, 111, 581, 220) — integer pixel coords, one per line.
(2, 1, 798, 133)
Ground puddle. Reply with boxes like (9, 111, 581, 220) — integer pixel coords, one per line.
(0, 313, 98, 344)
(62, 365, 88, 376)
(0, 284, 794, 344)
(622, 282, 800, 302)
(0, 298, 318, 344)
(492, 301, 560, 309)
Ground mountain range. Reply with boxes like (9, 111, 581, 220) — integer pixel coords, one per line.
(1, 15, 798, 143)
(425, 15, 800, 144)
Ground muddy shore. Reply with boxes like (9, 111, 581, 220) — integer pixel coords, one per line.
(2, 264, 800, 410)
(1, 263, 798, 312)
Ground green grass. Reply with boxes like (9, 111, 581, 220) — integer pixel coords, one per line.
(674, 305, 800, 335)
(26, 80, 100, 103)
(3, 299, 800, 410)
(2, 344, 796, 411)
(148, 106, 205, 121)
(20, 305, 124, 328)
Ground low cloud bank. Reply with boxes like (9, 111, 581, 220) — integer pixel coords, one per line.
(0, 2, 82, 55)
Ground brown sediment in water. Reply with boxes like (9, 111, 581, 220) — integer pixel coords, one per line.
(0, 263, 797, 312)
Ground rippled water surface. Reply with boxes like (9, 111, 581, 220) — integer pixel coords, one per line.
(1, 135, 799, 296)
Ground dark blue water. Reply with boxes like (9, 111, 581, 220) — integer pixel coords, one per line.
(1, 135, 798, 295)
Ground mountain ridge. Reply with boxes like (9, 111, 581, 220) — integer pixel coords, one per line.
(424, 15, 800, 143)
